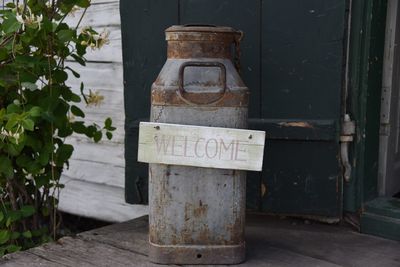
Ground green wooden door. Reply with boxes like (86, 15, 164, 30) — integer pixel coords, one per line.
(121, 0, 346, 219)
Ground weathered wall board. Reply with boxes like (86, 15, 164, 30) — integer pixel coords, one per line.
(57, 0, 147, 222)
(138, 122, 265, 171)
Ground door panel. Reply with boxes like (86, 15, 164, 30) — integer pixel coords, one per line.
(121, 0, 346, 219)
(259, 0, 345, 218)
(120, 0, 179, 204)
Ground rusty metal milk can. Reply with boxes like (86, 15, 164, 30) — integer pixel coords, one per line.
(149, 25, 249, 265)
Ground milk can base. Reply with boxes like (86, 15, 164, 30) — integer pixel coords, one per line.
(149, 241, 245, 265)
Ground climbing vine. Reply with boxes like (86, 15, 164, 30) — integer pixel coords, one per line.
(0, 0, 114, 255)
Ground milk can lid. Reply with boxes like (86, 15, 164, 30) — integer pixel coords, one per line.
(166, 24, 237, 33)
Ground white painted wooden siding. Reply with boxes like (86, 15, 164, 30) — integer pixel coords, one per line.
(58, 0, 148, 222)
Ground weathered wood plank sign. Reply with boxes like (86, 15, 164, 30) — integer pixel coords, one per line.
(138, 122, 266, 171)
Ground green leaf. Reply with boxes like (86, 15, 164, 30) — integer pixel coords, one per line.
(71, 121, 86, 134)
(105, 118, 112, 129)
(71, 105, 85, 118)
(70, 93, 81, 102)
(35, 175, 49, 188)
(5, 2, 15, 8)
(25, 135, 42, 151)
(53, 70, 68, 83)
(57, 29, 75, 43)
(6, 104, 21, 114)
(76, 0, 91, 8)
(70, 54, 86, 66)
(16, 154, 31, 168)
(22, 119, 34, 131)
(6, 143, 24, 157)
(106, 131, 113, 140)
(0, 156, 13, 178)
(56, 183, 65, 189)
(57, 121, 73, 137)
(28, 106, 42, 117)
(8, 211, 21, 223)
(2, 16, 21, 34)
(41, 207, 49, 217)
(55, 144, 74, 166)
(0, 230, 10, 245)
(22, 231, 32, 238)
(0, 108, 6, 118)
(5, 244, 21, 253)
(20, 205, 35, 218)
(53, 99, 70, 117)
(38, 151, 50, 166)
(10, 232, 20, 240)
(0, 212, 4, 223)
(65, 66, 80, 78)
(21, 82, 38, 91)
(5, 117, 18, 130)
(86, 125, 97, 137)
(61, 87, 81, 103)
(93, 131, 102, 142)
(0, 48, 8, 61)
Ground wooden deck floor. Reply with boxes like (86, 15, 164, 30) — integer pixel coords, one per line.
(1, 214, 400, 266)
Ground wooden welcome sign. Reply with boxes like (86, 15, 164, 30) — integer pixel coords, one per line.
(138, 122, 266, 171)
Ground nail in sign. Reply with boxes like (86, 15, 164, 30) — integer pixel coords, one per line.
(138, 122, 266, 171)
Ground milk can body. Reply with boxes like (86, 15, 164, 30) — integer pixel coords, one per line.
(149, 25, 249, 265)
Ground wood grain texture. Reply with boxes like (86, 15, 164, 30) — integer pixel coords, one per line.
(58, 176, 148, 223)
(138, 122, 265, 171)
(64, 1, 120, 28)
(58, 0, 131, 221)
(4, 215, 400, 266)
(62, 137, 124, 188)
(26, 237, 158, 267)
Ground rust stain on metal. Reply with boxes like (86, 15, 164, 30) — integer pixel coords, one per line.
(167, 41, 231, 59)
(165, 26, 240, 59)
(279, 121, 314, 128)
(225, 217, 244, 244)
(193, 202, 208, 218)
(152, 89, 249, 107)
(197, 225, 211, 243)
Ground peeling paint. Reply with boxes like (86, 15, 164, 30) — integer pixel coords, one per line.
(261, 183, 267, 197)
(279, 121, 314, 128)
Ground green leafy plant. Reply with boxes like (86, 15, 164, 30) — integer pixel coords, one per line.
(0, 0, 115, 255)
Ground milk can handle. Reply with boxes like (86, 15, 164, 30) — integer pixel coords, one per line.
(177, 61, 227, 106)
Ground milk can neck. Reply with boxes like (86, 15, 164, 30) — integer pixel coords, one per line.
(165, 25, 241, 59)
(167, 39, 232, 59)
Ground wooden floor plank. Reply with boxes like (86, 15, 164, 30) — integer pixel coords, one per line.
(27, 237, 159, 267)
(78, 215, 149, 256)
(1, 250, 63, 267)
(2, 215, 400, 267)
(245, 214, 400, 267)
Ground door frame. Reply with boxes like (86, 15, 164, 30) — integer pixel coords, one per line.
(378, 0, 400, 197)
(347, 0, 400, 241)
(346, 0, 386, 213)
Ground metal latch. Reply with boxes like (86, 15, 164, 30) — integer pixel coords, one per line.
(340, 114, 356, 182)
